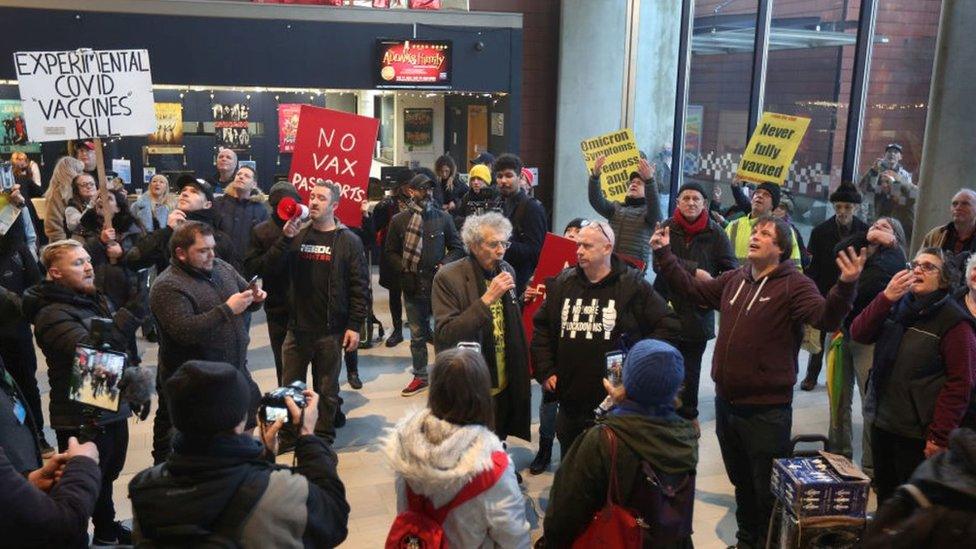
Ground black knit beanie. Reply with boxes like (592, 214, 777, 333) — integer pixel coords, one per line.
(166, 361, 251, 436)
(756, 182, 781, 209)
(268, 181, 301, 211)
(677, 182, 707, 201)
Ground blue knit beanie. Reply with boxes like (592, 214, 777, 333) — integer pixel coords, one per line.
(622, 339, 685, 412)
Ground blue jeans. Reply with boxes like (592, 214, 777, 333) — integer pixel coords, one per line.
(404, 295, 432, 379)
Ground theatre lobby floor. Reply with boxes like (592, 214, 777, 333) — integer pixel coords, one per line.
(33, 273, 876, 548)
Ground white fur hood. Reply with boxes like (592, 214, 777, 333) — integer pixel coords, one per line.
(383, 408, 504, 501)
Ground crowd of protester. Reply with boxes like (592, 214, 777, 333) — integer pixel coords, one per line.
(1, 137, 975, 548)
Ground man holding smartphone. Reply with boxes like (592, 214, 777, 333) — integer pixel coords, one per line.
(149, 221, 266, 464)
(21, 239, 145, 545)
(531, 220, 681, 455)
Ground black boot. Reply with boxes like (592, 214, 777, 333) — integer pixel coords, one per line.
(529, 436, 553, 475)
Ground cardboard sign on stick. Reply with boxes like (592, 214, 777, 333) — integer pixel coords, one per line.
(580, 129, 641, 203)
(13, 49, 156, 141)
(737, 112, 810, 185)
(288, 105, 380, 228)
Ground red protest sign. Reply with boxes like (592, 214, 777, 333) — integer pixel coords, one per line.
(522, 233, 579, 351)
(288, 105, 379, 227)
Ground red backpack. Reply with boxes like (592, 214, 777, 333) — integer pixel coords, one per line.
(386, 451, 509, 549)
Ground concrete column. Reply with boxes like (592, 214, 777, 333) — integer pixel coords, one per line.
(912, 0, 976, 252)
(552, 0, 629, 231)
(552, 0, 682, 231)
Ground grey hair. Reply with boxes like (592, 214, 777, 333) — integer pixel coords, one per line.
(461, 212, 512, 249)
(966, 253, 976, 285)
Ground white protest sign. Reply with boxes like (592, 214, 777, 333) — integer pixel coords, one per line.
(13, 49, 156, 142)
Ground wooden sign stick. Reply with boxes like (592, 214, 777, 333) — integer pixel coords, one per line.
(92, 137, 115, 234)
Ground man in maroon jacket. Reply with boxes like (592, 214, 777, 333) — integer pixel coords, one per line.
(651, 215, 865, 549)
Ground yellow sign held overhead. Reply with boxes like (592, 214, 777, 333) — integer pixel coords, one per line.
(580, 128, 641, 202)
(737, 112, 811, 185)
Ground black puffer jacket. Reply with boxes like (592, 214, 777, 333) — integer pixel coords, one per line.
(653, 216, 737, 342)
(21, 282, 139, 429)
(212, 191, 270, 274)
(835, 232, 906, 328)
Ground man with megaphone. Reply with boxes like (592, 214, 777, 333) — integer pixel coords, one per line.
(257, 179, 369, 445)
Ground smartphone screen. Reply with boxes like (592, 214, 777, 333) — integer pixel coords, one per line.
(605, 351, 624, 387)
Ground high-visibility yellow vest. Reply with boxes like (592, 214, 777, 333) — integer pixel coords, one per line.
(726, 215, 801, 266)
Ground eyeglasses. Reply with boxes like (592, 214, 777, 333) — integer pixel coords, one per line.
(908, 261, 940, 273)
(485, 240, 512, 250)
(580, 219, 611, 243)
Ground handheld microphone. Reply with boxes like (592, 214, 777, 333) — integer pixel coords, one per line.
(494, 264, 518, 304)
(277, 197, 309, 221)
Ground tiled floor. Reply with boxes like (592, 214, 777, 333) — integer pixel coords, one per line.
(32, 272, 873, 548)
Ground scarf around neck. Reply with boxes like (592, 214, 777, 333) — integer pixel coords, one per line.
(402, 200, 426, 273)
(671, 209, 708, 243)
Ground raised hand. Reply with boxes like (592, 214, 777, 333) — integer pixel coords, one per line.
(482, 271, 515, 305)
(638, 158, 655, 181)
(883, 269, 914, 302)
(836, 246, 867, 283)
(226, 290, 254, 314)
(282, 216, 302, 238)
(167, 209, 186, 230)
(649, 222, 670, 250)
(591, 155, 607, 177)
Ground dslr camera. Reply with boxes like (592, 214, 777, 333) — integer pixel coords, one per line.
(259, 381, 307, 423)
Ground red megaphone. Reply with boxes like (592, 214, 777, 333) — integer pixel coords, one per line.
(277, 196, 309, 221)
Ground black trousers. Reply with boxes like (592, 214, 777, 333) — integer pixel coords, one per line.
(151, 387, 173, 465)
(388, 285, 403, 332)
(0, 325, 44, 435)
(872, 425, 926, 504)
(57, 421, 128, 534)
(282, 330, 343, 442)
(555, 406, 595, 460)
(675, 339, 707, 419)
(267, 312, 289, 386)
(715, 396, 792, 549)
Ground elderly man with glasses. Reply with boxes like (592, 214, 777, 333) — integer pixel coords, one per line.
(531, 219, 681, 455)
(432, 212, 532, 445)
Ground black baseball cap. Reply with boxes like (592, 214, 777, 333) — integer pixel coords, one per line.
(176, 174, 215, 203)
(470, 151, 495, 166)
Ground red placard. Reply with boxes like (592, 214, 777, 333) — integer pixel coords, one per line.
(376, 40, 451, 88)
(522, 233, 579, 352)
(288, 105, 380, 228)
(277, 103, 301, 153)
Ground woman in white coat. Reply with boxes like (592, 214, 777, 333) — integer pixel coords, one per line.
(385, 347, 531, 548)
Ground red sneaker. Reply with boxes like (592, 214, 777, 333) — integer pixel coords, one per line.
(401, 377, 429, 396)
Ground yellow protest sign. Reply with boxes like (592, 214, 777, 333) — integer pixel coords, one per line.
(580, 129, 641, 202)
(737, 112, 810, 185)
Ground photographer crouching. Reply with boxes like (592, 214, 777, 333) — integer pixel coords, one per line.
(128, 360, 350, 547)
(21, 239, 150, 545)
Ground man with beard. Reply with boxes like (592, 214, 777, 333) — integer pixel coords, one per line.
(126, 175, 235, 272)
(588, 154, 660, 269)
(386, 174, 464, 396)
(149, 222, 265, 463)
(262, 180, 369, 443)
(21, 239, 145, 545)
(432, 212, 532, 444)
(494, 154, 546, 296)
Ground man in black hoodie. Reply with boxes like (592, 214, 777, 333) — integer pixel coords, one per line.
(532, 220, 681, 454)
(21, 239, 144, 545)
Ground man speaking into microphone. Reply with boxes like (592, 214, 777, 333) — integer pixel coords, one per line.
(431, 212, 531, 444)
